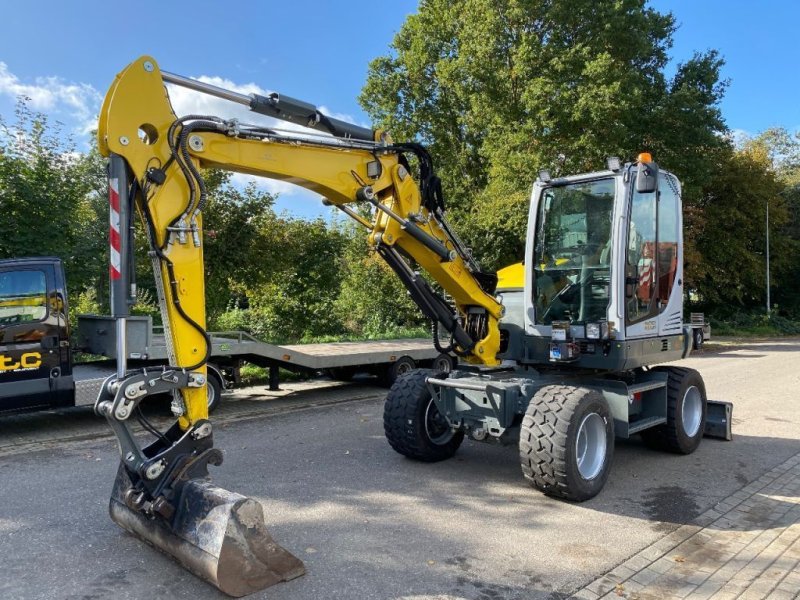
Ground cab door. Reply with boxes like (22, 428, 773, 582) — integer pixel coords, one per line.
(0, 265, 59, 410)
(624, 172, 684, 339)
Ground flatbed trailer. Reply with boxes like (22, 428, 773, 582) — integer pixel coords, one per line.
(0, 257, 451, 415)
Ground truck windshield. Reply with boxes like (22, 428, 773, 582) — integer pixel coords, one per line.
(533, 178, 614, 325)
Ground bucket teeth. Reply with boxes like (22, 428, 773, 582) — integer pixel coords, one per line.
(109, 465, 305, 597)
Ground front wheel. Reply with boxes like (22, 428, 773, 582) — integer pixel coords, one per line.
(383, 369, 464, 462)
(519, 385, 614, 502)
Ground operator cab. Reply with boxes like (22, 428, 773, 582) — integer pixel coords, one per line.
(499, 156, 688, 370)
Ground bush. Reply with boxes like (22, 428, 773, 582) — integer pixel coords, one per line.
(712, 311, 800, 336)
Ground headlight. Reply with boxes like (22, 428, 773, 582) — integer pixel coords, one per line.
(586, 321, 609, 340)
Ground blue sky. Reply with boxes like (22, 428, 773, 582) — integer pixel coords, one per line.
(1, 0, 797, 218)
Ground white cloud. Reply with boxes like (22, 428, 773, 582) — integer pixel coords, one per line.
(0, 62, 101, 135)
(166, 76, 355, 136)
(229, 172, 319, 200)
(168, 75, 367, 207)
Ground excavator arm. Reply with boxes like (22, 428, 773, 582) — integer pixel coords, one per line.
(93, 56, 502, 596)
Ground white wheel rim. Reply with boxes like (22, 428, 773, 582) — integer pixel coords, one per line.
(207, 384, 216, 408)
(682, 385, 703, 437)
(575, 412, 607, 480)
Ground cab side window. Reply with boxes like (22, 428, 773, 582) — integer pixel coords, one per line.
(657, 175, 680, 308)
(626, 185, 657, 323)
(0, 270, 48, 327)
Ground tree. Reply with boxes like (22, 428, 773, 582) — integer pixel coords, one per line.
(334, 223, 425, 337)
(689, 144, 788, 310)
(360, 0, 728, 270)
(0, 101, 106, 296)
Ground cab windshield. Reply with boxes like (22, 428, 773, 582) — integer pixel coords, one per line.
(533, 178, 614, 325)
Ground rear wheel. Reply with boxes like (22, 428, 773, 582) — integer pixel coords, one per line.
(384, 369, 463, 462)
(693, 328, 704, 350)
(641, 367, 706, 454)
(519, 385, 614, 501)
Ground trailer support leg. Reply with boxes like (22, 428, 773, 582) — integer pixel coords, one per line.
(269, 365, 280, 391)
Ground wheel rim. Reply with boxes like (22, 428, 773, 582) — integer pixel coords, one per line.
(424, 398, 454, 445)
(681, 385, 703, 438)
(575, 412, 607, 480)
(396, 361, 414, 376)
(434, 357, 452, 373)
(207, 383, 216, 408)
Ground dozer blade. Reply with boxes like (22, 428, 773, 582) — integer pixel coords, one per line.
(109, 466, 305, 597)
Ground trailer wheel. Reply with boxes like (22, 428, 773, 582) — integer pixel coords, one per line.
(693, 328, 704, 350)
(641, 367, 706, 454)
(380, 356, 416, 387)
(519, 385, 614, 502)
(432, 353, 455, 373)
(383, 369, 463, 462)
(206, 373, 223, 413)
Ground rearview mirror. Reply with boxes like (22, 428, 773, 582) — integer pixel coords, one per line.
(635, 161, 659, 194)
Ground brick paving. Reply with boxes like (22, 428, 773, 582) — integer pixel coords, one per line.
(574, 451, 800, 600)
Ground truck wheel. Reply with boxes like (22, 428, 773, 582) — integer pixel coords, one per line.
(433, 353, 455, 373)
(519, 385, 614, 502)
(206, 374, 223, 413)
(641, 367, 706, 454)
(380, 355, 416, 387)
(383, 369, 463, 462)
(693, 329, 704, 350)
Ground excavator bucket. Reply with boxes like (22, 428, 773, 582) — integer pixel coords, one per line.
(108, 466, 305, 597)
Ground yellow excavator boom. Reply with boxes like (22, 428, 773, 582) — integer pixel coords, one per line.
(93, 56, 503, 596)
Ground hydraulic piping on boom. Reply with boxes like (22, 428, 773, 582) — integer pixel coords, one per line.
(94, 56, 503, 597)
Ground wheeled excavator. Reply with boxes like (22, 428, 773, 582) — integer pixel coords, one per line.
(94, 57, 730, 596)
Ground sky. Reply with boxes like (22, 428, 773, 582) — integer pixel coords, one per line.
(0, 0, 797, 219)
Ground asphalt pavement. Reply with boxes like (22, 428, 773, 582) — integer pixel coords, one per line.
(0, 339, 798, 600)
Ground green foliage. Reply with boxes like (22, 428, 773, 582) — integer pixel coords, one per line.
(333, 226, 426, 337)
(0, 102, 107, 298)
(713, 312, 800, 337)
(68, 287, 101, 334)
(362, 0, 799, 317)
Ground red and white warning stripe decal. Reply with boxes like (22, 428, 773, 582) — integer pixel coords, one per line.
(109, 178, 121, 280)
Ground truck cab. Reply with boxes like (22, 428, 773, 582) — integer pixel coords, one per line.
(0, 257, 73, 411)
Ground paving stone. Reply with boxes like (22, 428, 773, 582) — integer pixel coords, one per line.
(572, 449, 800, 600)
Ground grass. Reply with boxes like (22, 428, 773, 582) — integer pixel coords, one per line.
(707, 313, 800, 337)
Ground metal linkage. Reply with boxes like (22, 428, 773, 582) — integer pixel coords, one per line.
(94, 368, 211, 518)
(162, 70, 375, 141)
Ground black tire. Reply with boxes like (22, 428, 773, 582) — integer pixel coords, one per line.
(693, 329, 704, 350)
(380, 355, 416, 387)
(383, 369, 464, 462)
(519, 385, 614, 502)
(326, 366, 356, 381)
(640, 367, 706, 454)
(206, 373, 223, 413)
(432, 353, 455, 373)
